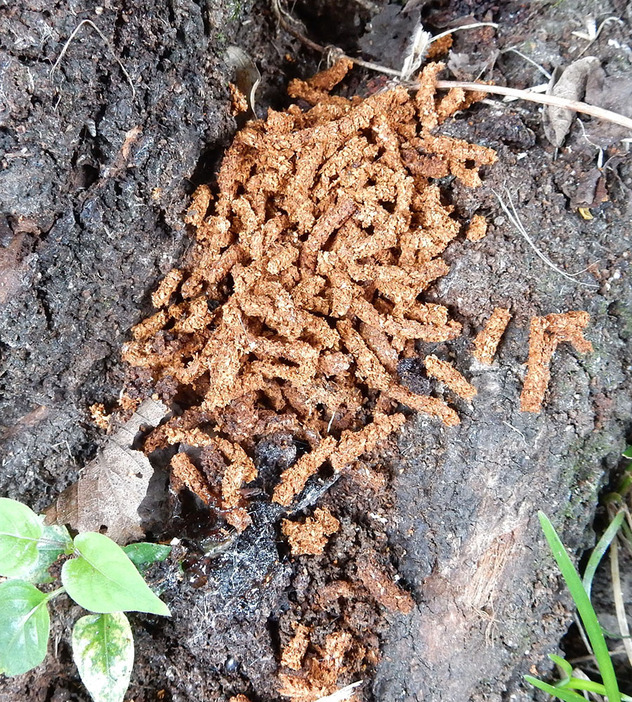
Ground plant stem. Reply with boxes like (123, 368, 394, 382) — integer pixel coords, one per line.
(44, 587, 66, 603)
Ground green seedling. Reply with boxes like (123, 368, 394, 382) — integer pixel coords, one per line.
(526, 510, 631, 702)
(0, 497, 171, 702)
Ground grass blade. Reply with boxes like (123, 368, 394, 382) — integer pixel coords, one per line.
(583, 510, 625, 598)
(549, 653, 572, 685)
(538, 511, 621, 702)
(524, 676, 587, 701)
(610, 539, 632, 668)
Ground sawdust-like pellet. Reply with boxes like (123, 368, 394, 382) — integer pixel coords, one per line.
(278, 630, 355, 701)
(330, 413, 406, 472)
(170, 452, 214, 506)
(280, 624, 311, 670)
(520, 311, 592, 413)
(466, 214, 488, 242)
(388, 385, 460, 426)
(356, 557, 414, 614)
(424, 355, 477, 401)
(282, 507, 340, 556)
(151, 269, 183, 308)
(216, 438, 257, 510)
(228, 82, 248, 115)
(472, 307, 511, 365)
(273, 437, 337, 506)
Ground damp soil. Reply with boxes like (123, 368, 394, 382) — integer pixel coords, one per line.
(1, 1, 632, 701)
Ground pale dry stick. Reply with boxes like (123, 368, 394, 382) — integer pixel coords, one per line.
(610, 538, 632, 668)
(574, 16, 623, 59)
(570, 648, 630, 665)
(50, 19, 136, 99)
(573, 612, 594, 658)
(434, 80, 632, 132)
(494, 188, 600, 289)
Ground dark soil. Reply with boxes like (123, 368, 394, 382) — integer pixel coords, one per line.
(1, 1, 631, 701)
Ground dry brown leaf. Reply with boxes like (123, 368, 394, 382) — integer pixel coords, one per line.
(44, 399, 168, 544)
(543, 56, 601, 147)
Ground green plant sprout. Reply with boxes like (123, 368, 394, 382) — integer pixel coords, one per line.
(0, 497, 171, 702)
(527, 505, 632, 701)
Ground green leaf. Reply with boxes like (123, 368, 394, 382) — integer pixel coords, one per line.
(623, 446, 632, 459)
(21, 524, 74, 585)
(538, 512, 621, 702)
(61, 533, 170, 616)
(0, 498, 43, 578)
(0, 580, 50, 675)
(39, 522, 74, 553)
(548, 654, 572, 685)
(123, 543, 171, 572)
(525, 676, 587, 702)
(72, 613, 134, 702)
(582, 509, 625, 598)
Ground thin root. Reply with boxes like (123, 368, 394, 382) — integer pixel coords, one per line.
(494, 188, 599, 289)
(50, 19, 136, 99)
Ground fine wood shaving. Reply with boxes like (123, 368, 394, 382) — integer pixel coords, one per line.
(424, 355, 477, 401)
(279, 631, 356, 701)
(123, 60, 497, 519)
(466, 213, 488, 242)
(472, 307, 512, 365)
(520, 311, 593, 413)
(281, 624, 311, 670)
(355, 556, 415, 614)
(282, 507, 341, 556)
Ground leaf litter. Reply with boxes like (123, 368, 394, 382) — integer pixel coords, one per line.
(45, 399, 168, 544)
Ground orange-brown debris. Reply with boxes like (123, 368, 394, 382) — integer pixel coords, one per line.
(425, 34, 453, 60)
(330, 413, 406, 472)
(170, 452, 214, 506)
(216, 438, 257, 509)
(466, 213, 488, 242)
(472, 307, 511, 365)
(89, 403, 110, 431)
(280, 624, 311, 670)
(151, 269, 184, 308)
(520, 311, 592, 413)
(228, 82, 249, 115)
(124, 58, 498, 516)
(388, 385, 460, 426)
(273, 437, 337, 506)
(278, 630, 356, 701)
(356, 557, 415, 614)
(282, 507, 341, 556)
(229, 696, 251, 702)
(424, 355, 477, 401)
